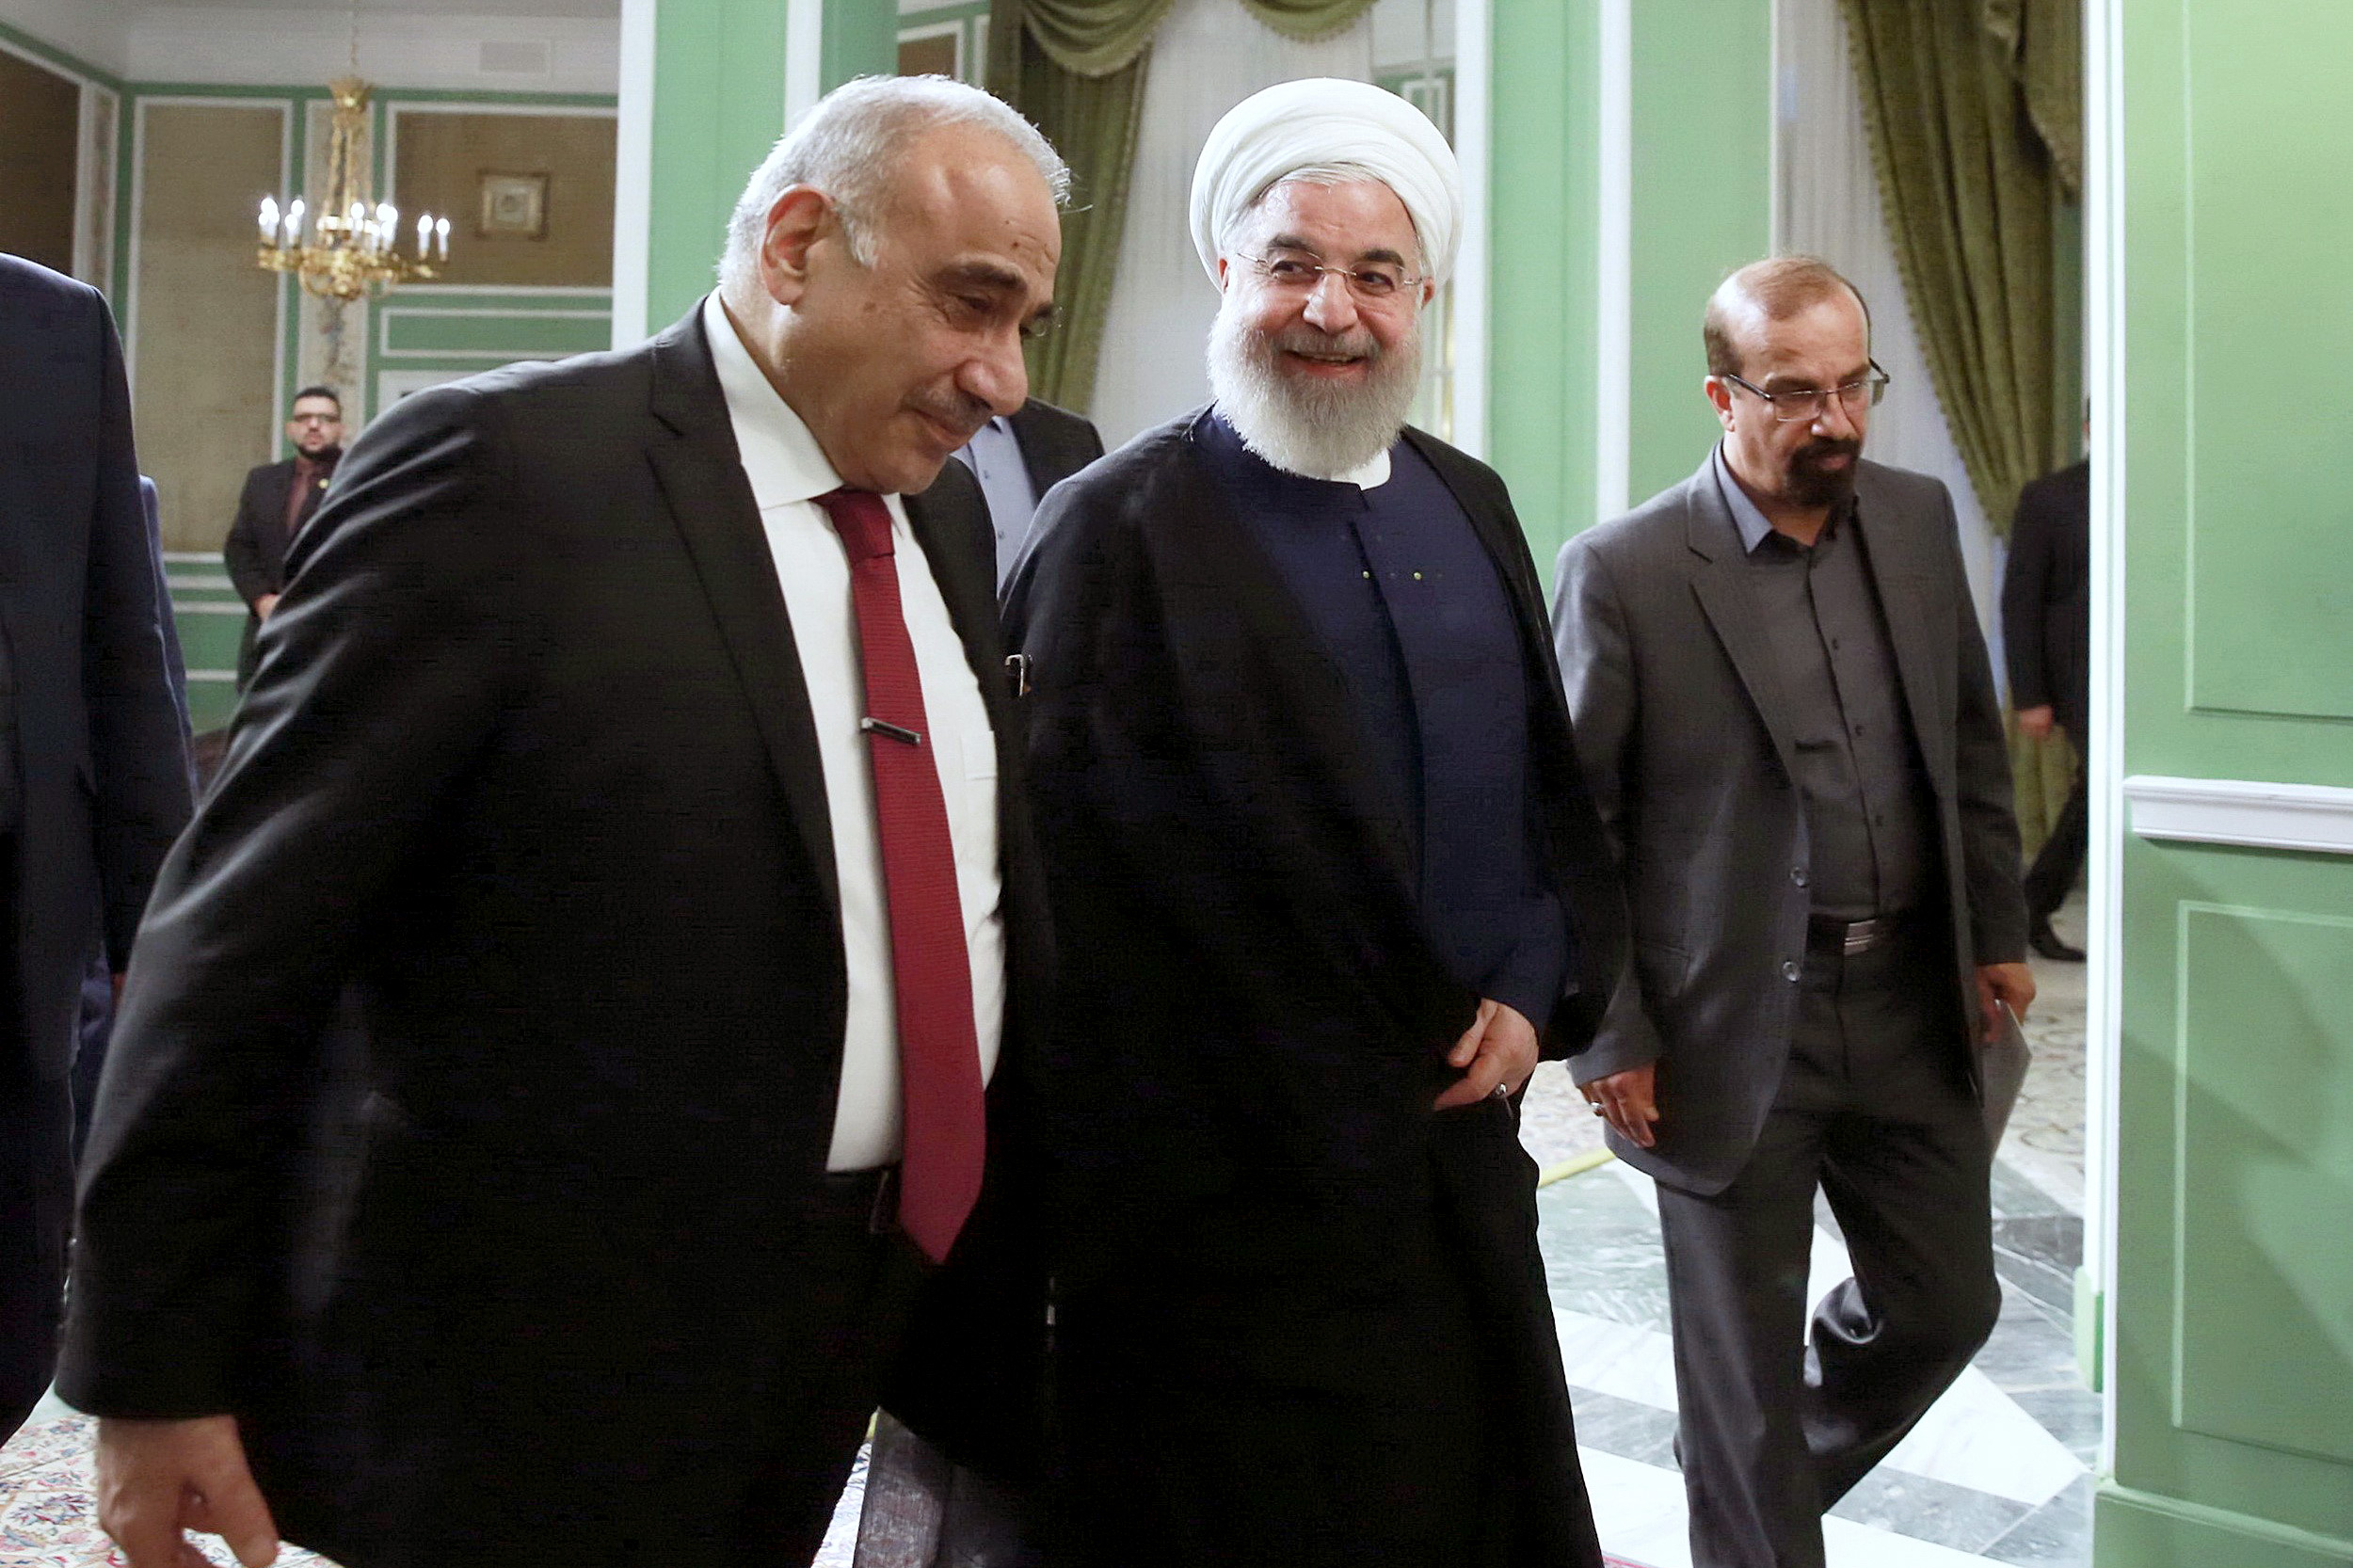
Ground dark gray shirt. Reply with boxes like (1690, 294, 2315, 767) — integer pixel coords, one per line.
(1713, 445, 1933, 920)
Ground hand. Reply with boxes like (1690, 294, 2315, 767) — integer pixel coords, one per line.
(255, 594, 280, 620)
(1434, 999, 1539, 1110)
(1578, 1063, 1659, 1147)
(95, 1415, 280, 1568)
(2016, 704, 2056, 741)
(1976, 962, 2036, 1045)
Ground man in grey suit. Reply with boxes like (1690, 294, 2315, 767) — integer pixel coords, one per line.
(1551, 256, 2035, 1568)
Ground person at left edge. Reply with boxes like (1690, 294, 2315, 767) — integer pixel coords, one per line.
(59, 75, 1063, 1568)
(222, 384, 344, 690)
(0, 253, 193, 1445)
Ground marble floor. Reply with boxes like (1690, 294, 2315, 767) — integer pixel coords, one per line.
(4, 895, 2098, 1568)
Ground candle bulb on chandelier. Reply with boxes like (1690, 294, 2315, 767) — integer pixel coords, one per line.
(376, 203, 396, 258)
(416, 213, 431, 259)
(259, 197, 279, 248)
(435, 216, 449, 262)
(285, 198, 305, 246)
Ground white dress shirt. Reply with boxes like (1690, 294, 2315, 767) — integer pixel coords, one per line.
(702, 294, 1006, 1171)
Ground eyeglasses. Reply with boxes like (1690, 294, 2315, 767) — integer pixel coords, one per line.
(1246, 249, 1426, 304)
(1721, 361, 1890, 423)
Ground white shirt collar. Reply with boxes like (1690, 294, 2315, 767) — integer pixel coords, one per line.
(701, 292, 853, 512)
(1337, 448, 1392, 489)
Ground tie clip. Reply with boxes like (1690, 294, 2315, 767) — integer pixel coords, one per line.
(860, 716, 923, 746)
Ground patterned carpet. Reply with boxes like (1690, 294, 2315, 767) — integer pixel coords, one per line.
(3, 1412, 1654, 1567)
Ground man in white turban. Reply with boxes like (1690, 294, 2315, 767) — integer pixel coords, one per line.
(1000, 78, 1625, 1568)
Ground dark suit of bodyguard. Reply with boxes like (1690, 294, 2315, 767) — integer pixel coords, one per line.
(1552, 261, 2032, 1568)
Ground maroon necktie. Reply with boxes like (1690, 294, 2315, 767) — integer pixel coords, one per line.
(816, 488, 985, 1264)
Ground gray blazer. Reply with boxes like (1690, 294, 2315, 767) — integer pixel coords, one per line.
(1551, 454, 2027, 1195)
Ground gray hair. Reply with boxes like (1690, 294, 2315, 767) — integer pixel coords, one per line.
(718, 75, 1068, 295)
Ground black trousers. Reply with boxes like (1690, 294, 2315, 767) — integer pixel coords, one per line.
(2022, 762, 2088, 922)
(1050, 1185, 1506, 1568)
(1656, 927, 2001, 1568)
(730, 1169, 930, 1568)
(2, 839, 74, 1439)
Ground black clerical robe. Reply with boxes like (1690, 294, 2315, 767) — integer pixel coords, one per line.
(997, 407, 1626, 1568)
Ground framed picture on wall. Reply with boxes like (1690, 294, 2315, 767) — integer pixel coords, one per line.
(477, 171, 549, 239)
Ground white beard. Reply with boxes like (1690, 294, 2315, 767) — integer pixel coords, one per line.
(1206, 304, 1421, 481)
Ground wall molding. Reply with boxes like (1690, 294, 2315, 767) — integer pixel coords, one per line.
(2122, 775, 2353, 856)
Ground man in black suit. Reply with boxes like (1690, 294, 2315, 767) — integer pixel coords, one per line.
(1003, 79, 1626, 1567)
(0, 254, 193, 1440)
(1553, 257, 2033, 1568)
(2001, 454, 2090, 962)
(950, 398, 1102, 587)
(222, 384, 344, 688)
(61, 76, 1064, 1568)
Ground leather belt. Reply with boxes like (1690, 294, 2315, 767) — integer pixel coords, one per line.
(1806, 911, 1907, 957)
(820, 1164, 900, 1235)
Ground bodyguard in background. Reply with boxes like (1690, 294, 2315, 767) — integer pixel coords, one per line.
(223, 384, 344, 688)
(0, 253, 193, 1439)
(1553, 256, 2033, 1568)
(952, 399, 1102, 589)
(2000, 452, 2090, 963)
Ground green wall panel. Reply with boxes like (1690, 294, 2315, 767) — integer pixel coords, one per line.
(2171, 903, 2353, 1466)
(646, 0, 791, 333)
(1486, 0, 1597, 571)
(824, 0, 898, 89)
(2179, 1, 2353, 724)
(1625, 0, 1769, 507)
(2112, 835, 2353, 1554)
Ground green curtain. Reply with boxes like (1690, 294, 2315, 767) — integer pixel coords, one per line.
(986, 0, 1379, 412)
(1837, 0, 2082, 847)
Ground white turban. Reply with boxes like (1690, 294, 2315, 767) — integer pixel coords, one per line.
(1190, 77, 1463, 289)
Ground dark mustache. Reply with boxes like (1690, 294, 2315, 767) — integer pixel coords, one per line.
(1794, 437, 1861, 468)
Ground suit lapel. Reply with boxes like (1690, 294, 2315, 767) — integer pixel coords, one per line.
(645, 310, 840, 917)
(1681, 465, 1805, 787)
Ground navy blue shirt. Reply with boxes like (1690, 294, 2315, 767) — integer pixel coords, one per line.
(1200, 413, 1570, 1025)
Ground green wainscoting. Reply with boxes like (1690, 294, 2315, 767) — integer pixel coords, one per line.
(370, 288, 616, 409)
(165, 553, 246, 735)
(2103, 0, 2353, 1561)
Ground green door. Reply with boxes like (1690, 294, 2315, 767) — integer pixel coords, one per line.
(2095, 1, 2353, 1561)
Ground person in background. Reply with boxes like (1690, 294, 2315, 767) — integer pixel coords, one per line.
(0, 254, 193, 1442)
(223, 384, 344, 689)
(1553, 256, 2034, 1568)
(951, 398, 1103, 590)
(1002, 79, 1626, 1568)
(2000, 446, 2090, 963)
(60, 76, 1060, 1568)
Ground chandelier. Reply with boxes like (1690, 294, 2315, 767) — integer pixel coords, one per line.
(254, 8, 449, 301)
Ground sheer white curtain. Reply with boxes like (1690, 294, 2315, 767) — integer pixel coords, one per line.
(1775, 0, 2004, 652)
(1088, 0, 1376, 448)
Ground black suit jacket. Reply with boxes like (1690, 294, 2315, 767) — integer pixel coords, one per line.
(224, 456, 334, 686)
(1007, 398, 1102, 499)
(1553, 456, 2029, 1194)
(2000, 456, 2089, 739)
(61, 305, 1048, 1566)
(0, 254, 191, 1079)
